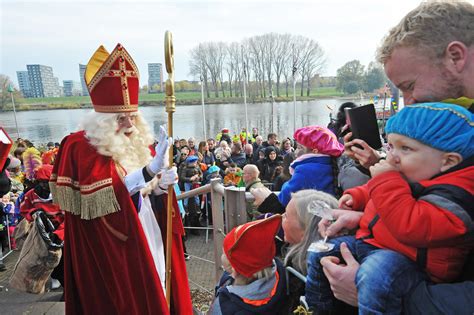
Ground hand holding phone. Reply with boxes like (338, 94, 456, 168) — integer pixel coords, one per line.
(344, 104, 382, 150)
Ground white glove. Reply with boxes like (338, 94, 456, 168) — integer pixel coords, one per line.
(152, 167, 178, 194)
(149, 125, 172, 174)
(158, 166, 178, 189)
(124, 168, 147, 195)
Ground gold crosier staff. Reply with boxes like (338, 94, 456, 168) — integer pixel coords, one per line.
(164, 30, 175, 308)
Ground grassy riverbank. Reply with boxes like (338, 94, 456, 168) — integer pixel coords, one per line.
(5, 87, 346, 111)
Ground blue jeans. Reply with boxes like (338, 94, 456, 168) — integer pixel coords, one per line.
(305, 236, 428, 314)
(183, 182, 199, 208)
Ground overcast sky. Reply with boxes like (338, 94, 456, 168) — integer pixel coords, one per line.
(2, 0, 470, 87)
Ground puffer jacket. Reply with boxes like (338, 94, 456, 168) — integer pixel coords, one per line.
(346, 162, 474, 282)
(278, 154, 335, 207)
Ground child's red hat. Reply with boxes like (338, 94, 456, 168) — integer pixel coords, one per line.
(223, 215, 281, 278)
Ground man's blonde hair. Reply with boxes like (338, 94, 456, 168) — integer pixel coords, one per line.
(377, 1, 474, 64)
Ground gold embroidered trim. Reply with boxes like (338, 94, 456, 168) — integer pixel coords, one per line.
(52, 184, 121, 220)
(56, 176, 79, 187)
(93, 104, 138, 113)
(49, 181, 58, 203)
(55, 176, 113, 193)
(119, 54, 130, 106)
(87, 45, 140, 94)
(104, 70, 136, 78)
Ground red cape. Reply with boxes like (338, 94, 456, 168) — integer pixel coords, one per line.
(151, 192, 193, 315)
(51, 131, 170, 314)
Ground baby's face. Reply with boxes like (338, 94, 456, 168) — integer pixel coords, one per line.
(228, 167, 236, 174)
(386, 133, 446, 182)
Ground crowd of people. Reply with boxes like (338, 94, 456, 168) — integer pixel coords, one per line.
(0, 1, 472, 314)
(209, 1, 474, 314)
(0, 141, 62, 274)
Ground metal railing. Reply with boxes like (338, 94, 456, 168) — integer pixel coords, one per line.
(176, 178, 280, 284)
(176, 178, 225, 283)
(1, 212, 15, 260)
(177, 181, 311, 314)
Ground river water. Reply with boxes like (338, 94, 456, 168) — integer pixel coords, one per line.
(0, 98, 380, 144)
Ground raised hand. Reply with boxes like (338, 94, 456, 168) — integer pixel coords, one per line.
(343, 132, 381, 169)
(158, 166, 178, 189)
(149, 125, 172, 174)
(369, 159, 399, 178)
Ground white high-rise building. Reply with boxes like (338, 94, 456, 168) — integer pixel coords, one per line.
(17, 71, 32, 98)
(26, 64, 61, 98)
(79, 64, 89, 96)
(63, 80, 83, 96)
(148, 63, 163, 93)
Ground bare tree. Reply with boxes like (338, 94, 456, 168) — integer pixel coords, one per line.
(189, 33, 326, 100)
(241, 43, 251, 99)
(227, 42, 244, 98)
(301, 40, 326, 96)
(246, 37, 267, 98)
(189, 44, 210, 98)
(197, 42, 222, 97)
(0, 75, 16, 111)
(293, 36, 311, 96)
(216, 42, 227, 98)
(262, 33, 277, 98)
(272, 34, 291, 97)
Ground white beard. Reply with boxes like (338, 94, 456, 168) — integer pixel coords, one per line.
(80, 111, 154, 173)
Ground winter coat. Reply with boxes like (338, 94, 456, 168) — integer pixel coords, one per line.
(347, 160, 474, 282)
(257, 147, 283, 184)
(229, 152, 247, 169)
(178, 164, 202, 184)
(210, 259, 289, 315)
(252, 144, 263, 163)
(201, 151, 216, 166)
(278, 154, 336, 207)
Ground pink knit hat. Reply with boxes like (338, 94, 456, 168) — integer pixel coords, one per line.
(294, 125, 344, 157)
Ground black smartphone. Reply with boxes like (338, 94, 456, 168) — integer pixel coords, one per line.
(345, 104, 382, 150)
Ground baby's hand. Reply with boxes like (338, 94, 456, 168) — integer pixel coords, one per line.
(369, 159, 399, 178)
(339, 194, 354, 210)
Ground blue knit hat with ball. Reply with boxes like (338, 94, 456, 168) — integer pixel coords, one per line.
(186, 155, 198, 163)
(385, 102, 474, 159)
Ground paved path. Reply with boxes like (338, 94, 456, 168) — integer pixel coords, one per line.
(0, 231, 216, 314)
(0, 250, 64, 314)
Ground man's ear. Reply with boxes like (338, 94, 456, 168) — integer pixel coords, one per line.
(445, 41, 468, 73)
(440, 152, 463, 172)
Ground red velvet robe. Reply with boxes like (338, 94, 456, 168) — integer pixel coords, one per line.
(51, 131, 182, 314)
(151, 192, 193, 315)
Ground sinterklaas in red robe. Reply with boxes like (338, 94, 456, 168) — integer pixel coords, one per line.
(51, 131, 192, 314)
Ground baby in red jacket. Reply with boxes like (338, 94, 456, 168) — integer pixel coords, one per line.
(305, 102, 474, 313)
